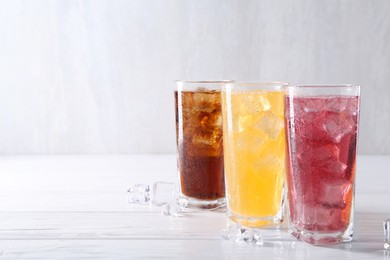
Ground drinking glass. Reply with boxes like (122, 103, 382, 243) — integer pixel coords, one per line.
(221, 82, 287, 227)
(175, 80, 229, 209)
(285, 85, 360, 245)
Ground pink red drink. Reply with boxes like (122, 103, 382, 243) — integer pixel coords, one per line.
(285, 86, 360, 245)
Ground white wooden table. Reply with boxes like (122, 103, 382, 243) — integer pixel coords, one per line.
(0, 155, 389, 259)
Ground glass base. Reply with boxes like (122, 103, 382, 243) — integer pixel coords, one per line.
(181, 195, 226, 210)
(289, 223, 353, 245)
(228, 210, 283, 228)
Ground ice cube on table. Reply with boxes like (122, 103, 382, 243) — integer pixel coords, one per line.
(127, 182, 190, 216)
(162, 197, 188, 216)
(222, 222, 241, 241)
(318, 180, 352, 209)
(152, 182, 176, 206)
(162, 202, 181, 216)
(222, 222, 263, 246)
(127, 184, 150, 204)
(240, 228, 263, 245)
(127, 182, 177, 206)
(384, 218, 390, 250)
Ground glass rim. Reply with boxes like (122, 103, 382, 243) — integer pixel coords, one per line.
(285, 84, 360, 96)
(175, 80, 234, 91)
(175, 80, 233, 84)
(225, 81, 288, 87)
(286, 84, 360, 89)
(222, 81, 288, 91)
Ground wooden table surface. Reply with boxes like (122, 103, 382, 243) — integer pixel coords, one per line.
(0, 155, 389, 259)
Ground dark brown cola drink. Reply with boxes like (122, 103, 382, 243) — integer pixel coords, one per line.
(175, 82, 225, 209)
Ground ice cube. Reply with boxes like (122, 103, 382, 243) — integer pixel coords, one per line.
(195, 87, 213, 92)
(214, 114, 222, 126)
(199, 111, 222, 130)
(239, 94, 270, 114)
(127, 184, 151, 204)
(303, 99, 324, 113)
(257, 95, 271, 111)
(162, 197, 188, 216)
(193, 91, 216, 103)
(236, 134, 265, 152)
(222, 223, 264, 246)
(191, 132, 215, 146)
(322, 160, 348, 176)
(237, 228, 255, 242)
(318, 180, 352, 209)
(253, 155, 283, 173)
(162, 203, 181, 216)
(128, 182, 178, 206)
(222, 222, 241, 240)
(320, 114, 355, 143)
(315, 145, 340, 161)
(384, 218, 390, 250)
(255, 111, 284, 139)
(193, 92, 218, 113)
(192, 128, 222, 146)
(296, 204, 344, 231)
(152, 182, 176, 206)
(346, 99, 359, 116)
(298, 145, 340, 164)
(326, 99, 348, 113)
(235, 115, 253, 132)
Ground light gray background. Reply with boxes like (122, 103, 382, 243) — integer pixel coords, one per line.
(0, 0, 389, 154)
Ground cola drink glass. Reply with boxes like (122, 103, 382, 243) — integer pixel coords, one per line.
(285, 85, 360, 245)
(175, 81, 229, 209)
